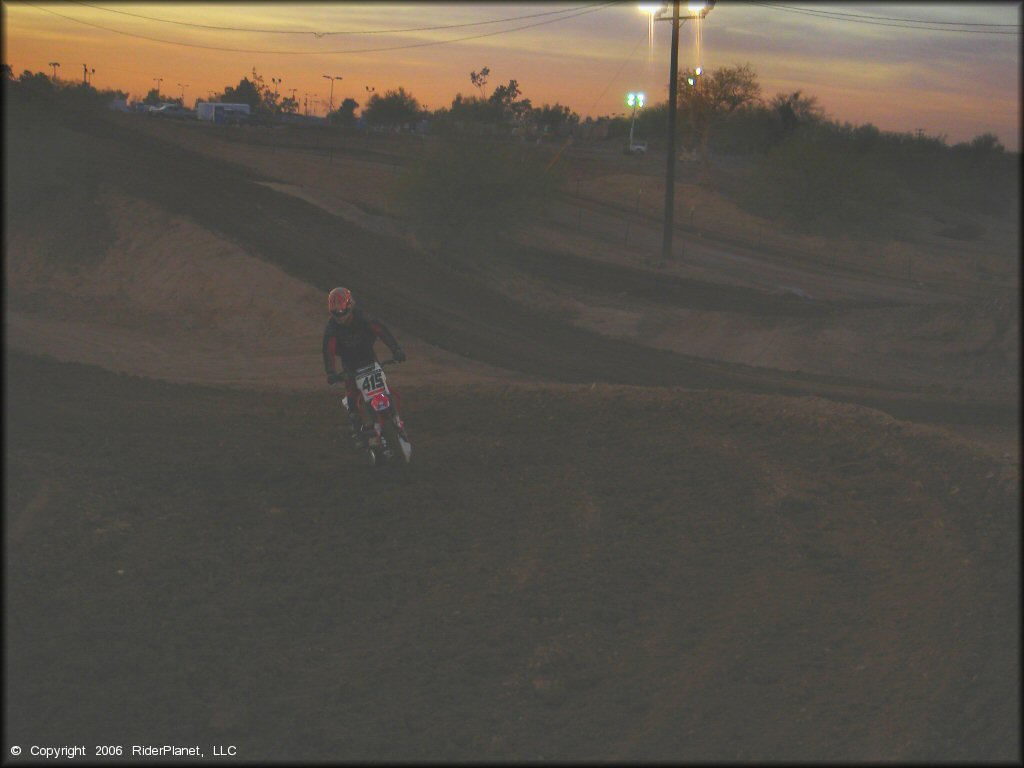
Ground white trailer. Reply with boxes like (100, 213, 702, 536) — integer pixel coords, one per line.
(195, 102, 251, 125)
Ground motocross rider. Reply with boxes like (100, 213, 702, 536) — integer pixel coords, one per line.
(322, 287, 406, 443)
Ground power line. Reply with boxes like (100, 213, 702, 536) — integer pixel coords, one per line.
(757, 3, 1019, 27)
(756, 3, 1021, 35)
(70, 1, 615, 36)
(544, 25, 649, 173)
(587, 26, 662, 116)
(22, 1, 622, 54)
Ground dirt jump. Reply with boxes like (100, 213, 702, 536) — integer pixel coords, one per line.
(5, 105, 1019, 762)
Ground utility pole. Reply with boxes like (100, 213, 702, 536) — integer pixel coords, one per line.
(656, 0, 713, 262)
(322, 74, 342, 113)
(661, 0, 681, 263)
(48, 61, 60, 80)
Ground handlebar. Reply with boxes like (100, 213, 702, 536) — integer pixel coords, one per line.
(339, 358, 402, 379)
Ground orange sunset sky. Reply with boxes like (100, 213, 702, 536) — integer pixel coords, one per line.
(3, 2, 1020, 149)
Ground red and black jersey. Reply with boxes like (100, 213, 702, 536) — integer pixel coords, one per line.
(322, 308, 401, 375)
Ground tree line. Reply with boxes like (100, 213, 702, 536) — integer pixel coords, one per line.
(7, 59, 1011, 162)
(6, 59, 1015, 241)
(166, 65, 582, 134)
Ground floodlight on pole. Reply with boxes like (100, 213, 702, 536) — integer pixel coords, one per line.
(639, 4, 663, 58)
(627, 92, 646, 149)
(322, 75, 342, 113)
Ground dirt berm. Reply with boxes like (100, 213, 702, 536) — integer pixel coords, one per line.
(4, 106, 1019, 761)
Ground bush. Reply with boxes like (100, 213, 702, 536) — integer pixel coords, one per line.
(736, 135, 902, 239)
(397, 137, 561, 252)
(711, 105, 785, 155)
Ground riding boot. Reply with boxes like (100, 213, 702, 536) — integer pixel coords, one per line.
(360, 424, 379, 449)
(347, 410, 364, 444)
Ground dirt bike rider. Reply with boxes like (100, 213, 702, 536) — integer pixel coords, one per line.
(322, 287, 406, 445)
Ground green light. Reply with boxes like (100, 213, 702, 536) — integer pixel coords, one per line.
(626, 93, 636, 107)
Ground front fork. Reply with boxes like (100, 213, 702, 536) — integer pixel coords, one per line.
(344, 395, 406, 449)
(374, 406, 408, 447)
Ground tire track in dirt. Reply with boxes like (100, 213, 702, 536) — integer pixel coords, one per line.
(494, 245, 846, 316)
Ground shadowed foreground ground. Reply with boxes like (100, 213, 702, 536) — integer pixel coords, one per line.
(6, 352, 1018, 761)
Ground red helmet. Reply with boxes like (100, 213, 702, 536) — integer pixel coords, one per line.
(328, 287, 354, 318)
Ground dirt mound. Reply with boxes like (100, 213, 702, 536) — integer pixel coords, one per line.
(5, 188, 516, 389)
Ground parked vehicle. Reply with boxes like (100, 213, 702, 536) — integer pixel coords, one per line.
(148, 103, 191, 120)
(195, 101, 251, 125)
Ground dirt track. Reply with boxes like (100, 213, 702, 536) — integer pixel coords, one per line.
(4, 107, 1020, 761)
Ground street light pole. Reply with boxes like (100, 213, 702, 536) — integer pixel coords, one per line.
(627, 92, 645, 149)
(661, 0, 681, 263)
(154, 77, 163, 99)
(178, 83, 189, 102)
(322, 74, 342, 113)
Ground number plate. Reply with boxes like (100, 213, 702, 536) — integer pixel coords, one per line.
(354, 363, 387, 401)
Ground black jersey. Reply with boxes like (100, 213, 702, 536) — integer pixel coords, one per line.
(322, 308, 400, 375)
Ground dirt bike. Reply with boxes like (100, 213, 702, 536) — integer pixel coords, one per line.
(343, 358, 412, 467)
